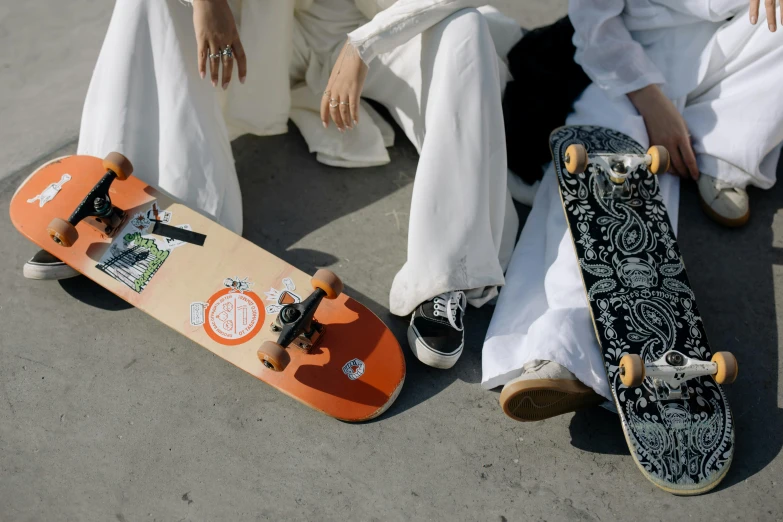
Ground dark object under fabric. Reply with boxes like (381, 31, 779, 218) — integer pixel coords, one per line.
(503, 16, 592, 184)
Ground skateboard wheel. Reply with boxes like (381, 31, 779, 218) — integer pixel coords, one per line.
(258, 341, 290, 372)
(46, 218, 78, 247)
(711, 352, 738, 384)
(103, 152, 133, 181)
(619, 354, 645, 387)
(564, 144, 588, 175)
(647, 146, 670, 175)
(311, 269, 343, 300)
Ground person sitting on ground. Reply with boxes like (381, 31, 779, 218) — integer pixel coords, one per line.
(483, 0, 783, 421)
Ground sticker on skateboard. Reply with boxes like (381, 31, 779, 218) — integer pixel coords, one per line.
(202, 287, 266, 346)
(27, 173, 71, 207)
(264, 277, 301, 314)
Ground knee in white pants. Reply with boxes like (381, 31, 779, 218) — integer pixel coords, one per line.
(432, 8, 491, 50)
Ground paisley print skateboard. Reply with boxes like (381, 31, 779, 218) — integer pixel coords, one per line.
(10, 153, 405, 422)
(550, 125, 738, 495)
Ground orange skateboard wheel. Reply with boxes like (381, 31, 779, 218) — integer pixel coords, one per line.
(46, 218, 78, 247)
(311, 269, 343, 300)
(619, 354, 645, 387)
(103, 152, 133, 181)
(258, 341, 290, 372)
(565, 144, 588, 175)
(647, 146, 670, 175)
(711, 352, 738, 384)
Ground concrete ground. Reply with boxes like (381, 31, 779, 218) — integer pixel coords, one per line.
(1, 2, 781, 521)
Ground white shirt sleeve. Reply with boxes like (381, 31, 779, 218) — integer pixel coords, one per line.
(347, 0, 487, 64)
(570, 0, 665, 98)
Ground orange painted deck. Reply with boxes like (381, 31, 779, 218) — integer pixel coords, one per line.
(10, 155, 405, 421)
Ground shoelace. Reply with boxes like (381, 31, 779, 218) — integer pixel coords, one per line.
(432, 291, 467, 331)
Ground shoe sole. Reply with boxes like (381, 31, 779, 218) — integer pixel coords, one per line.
(406, 326, 462, 369)
(699, 194, 749, 228)
(23, 263, 80, 281)
(499, 378, 604, 422)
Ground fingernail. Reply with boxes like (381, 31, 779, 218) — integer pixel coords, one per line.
(338, 127, 344, 133)
(222, 82, 228, 90)
(770, 23, 776, 32)
(353, 120, 358, 126)
(322, 121, 327, 129)
(200, 71, 205, 79)
(240, 76, 245, 84)
(212, 79, 217, 87)
(751, 15, 757, 24)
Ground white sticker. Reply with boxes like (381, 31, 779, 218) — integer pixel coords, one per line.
(190, 302, 209, 326)
(342, 358, 365, 381)
(223, 276, 254, 294)
(96, 202, 182, 294)
(27, 173, 71, 207)
(264, 277, 301, 314)
(146, 202, 172, 224)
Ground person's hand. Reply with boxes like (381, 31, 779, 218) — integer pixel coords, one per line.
(193, 0, 247, 89)
(627, 84, 699, 180)
(749, 0, 781, 31)
(320, 40, 369, 132)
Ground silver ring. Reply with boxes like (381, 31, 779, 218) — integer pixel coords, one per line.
(339, 102, 349, 106)
(209, 51, 221, 59)
(222, 45, 233, 58)
(329, 100, 339, 108)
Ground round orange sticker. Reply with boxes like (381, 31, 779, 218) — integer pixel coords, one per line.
(203, 288, 265, 346)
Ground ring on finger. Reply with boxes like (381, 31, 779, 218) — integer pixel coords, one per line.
(209, 50, 221, 59)
(222, 45, 233, 59)
(339, 101, 349, 106)
(323, 90, 331, 97)
(329, 99, 339, 108)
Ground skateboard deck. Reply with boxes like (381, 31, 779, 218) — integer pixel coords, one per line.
(550, 126, 736, 495)
(10, 155, 405, 422)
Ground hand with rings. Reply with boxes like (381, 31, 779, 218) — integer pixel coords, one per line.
(320, 39, 368, 132)
(193, 0, 247, 89)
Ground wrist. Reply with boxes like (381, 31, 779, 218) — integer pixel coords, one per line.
(626, 84, 659, 107)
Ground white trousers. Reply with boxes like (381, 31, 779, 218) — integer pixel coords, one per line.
(77, 0, 518, 316)
(482, 13, 783, 397)
(361, 9, 517, 315)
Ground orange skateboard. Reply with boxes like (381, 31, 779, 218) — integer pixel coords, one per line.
(10, 153, 405, 421)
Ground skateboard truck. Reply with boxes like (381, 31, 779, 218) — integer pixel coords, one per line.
(619, 350, 738, 401)
(563, 143, 671, 201)
(257, 270, 344, 372)
(46, 152, 133, 247)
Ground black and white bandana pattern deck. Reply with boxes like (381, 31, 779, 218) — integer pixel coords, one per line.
(551, 125, 734, 491)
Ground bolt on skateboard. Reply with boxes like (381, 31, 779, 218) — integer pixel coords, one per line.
(551, 125, 737, 495)
(11, 153, 406, 422)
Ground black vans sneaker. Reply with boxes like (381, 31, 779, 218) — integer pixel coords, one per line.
(23, 250, 79, 280)
(407, 291, 466, 369)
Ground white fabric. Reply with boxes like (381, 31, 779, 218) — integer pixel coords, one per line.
(77, 0, 520, 316)
(570, 0, 783, 190)
(358, 6, 518, 314)
(483, 4, 783, 397)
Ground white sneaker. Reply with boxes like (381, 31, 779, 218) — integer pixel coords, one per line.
(698, 174, 749, 227)
(499, 360, 602, 422)
(23, 250, 79, 280)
